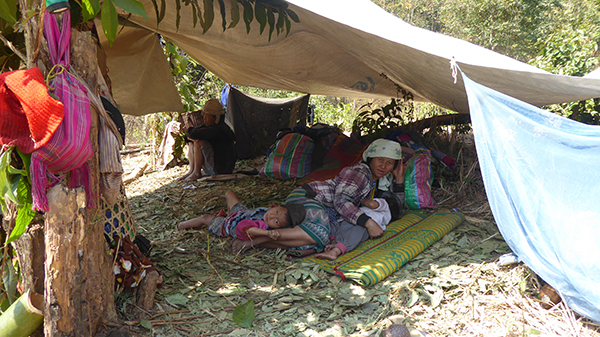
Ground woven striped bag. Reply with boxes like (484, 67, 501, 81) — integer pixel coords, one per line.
(30, 10, 93, 211)
(259, 133, 314, 180)
(404, 151, 437, 209)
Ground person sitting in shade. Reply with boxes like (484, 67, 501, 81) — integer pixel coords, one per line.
(179, 99, 236, 181)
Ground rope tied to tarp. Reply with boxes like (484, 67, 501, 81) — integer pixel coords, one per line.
(449, 56, 459, 84)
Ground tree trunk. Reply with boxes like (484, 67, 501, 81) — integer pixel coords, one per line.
(16, 2, 119, 335)
(73, 27, 119, 329)
(1, 205, 45, 297)
(11, 221, 45, 295)
(44, 185, 89, 336)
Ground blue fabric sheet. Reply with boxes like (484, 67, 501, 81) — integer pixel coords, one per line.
(462, 72, 600, 323)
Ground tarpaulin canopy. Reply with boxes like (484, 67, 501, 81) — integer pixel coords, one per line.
(462, 68, 600, 323)
(100, 0, 600, 116)
(98, 0, 600, 322)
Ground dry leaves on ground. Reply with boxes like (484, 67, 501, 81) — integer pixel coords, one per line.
(117, 152, 600, 337)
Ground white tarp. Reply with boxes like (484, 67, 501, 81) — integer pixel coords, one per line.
(101, 0, 600, 116)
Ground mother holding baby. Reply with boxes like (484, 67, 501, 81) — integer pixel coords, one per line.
(230, 138, 405, 259)
(307, 138, 406, 260)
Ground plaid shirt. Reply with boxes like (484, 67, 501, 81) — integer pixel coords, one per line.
(307, 163, 375, 226)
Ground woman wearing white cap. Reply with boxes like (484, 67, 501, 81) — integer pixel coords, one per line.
(179, 99, 236, 181)
(302, 138, 406, 260)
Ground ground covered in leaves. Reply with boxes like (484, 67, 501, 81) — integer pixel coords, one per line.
(117, 139, 600, 337)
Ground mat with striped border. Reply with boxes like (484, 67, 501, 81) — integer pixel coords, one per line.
(305, 211, 464, 286)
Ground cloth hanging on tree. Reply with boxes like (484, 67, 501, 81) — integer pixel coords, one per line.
(0, 67, 64, 154)
(30, 9, 93, 211)
(90, 91, 124, 206)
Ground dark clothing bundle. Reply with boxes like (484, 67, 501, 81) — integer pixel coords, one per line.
(186, 121, 236, 174)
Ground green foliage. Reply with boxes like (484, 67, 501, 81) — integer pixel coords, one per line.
(0, 0, 18, 25)
(241, 85, 297, 99)
(0, 148, 19, 213)
(531, 30, 599, 77)
(9, 180, 36, 245)
(147, 112, 178, 153)
(352, 88, 414, 139)
(0, 148, 36, 245)
(0, 4, 25, 71)
(139, 319, 152, 329)
(163, 40, 209, 112)
(527, 1, 600, 124)
(80, 0, 101, 22)
(443, 0, 560, 62)
(0, 256, 19, 312)
(150, 0, 299, 42)
(232, 299, 255, 328)
(100, 0, 118, 46)
(374, 0, 600, 124)
(372, 0, 444, 32)
(414, 102, 452, 121)
(161, 41, 227, 161)
(79, 0, 148, 46)
(171, 130, 187, 164)
(310, 96, 358, 132)
(114, 288, 136, 319)
(197, 71, 228, 101)
(373, 0, 562, 62)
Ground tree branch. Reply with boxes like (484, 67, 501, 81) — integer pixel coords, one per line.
(0, 31, 27, 63)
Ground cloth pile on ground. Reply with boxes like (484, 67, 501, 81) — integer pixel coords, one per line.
(108, 235, 159, 288)
(298, 133, 367, 184)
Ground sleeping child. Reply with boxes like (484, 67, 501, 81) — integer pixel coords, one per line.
(177, 191, 305, 241)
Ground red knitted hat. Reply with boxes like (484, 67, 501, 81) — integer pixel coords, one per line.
(0, 67, 64, 154)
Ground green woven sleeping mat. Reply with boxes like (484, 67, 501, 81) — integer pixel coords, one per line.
(304, 211, 465, 286)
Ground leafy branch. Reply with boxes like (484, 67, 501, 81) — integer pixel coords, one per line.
(1, 0, 299, 61)
(0, 147, 37, 245)
(352, 75, 415, 139)
(107, 0, 300, 45)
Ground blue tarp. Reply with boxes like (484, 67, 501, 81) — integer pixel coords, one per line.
(462, 71, 600, 322)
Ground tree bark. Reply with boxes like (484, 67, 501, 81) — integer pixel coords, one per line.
(11, 222, 45, 295)
(44, 186, 88, 336)
(136, 270, 163, 313)
(73, 28, 119, 329)
(1, 204, 45, 296)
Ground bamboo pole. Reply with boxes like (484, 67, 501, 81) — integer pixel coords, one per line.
(0, 290, 44, 337)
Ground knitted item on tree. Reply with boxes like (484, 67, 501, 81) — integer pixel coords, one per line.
(0, 67, 64, 154)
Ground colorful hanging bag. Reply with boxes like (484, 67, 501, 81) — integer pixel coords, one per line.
(30, 10, 93, 211)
